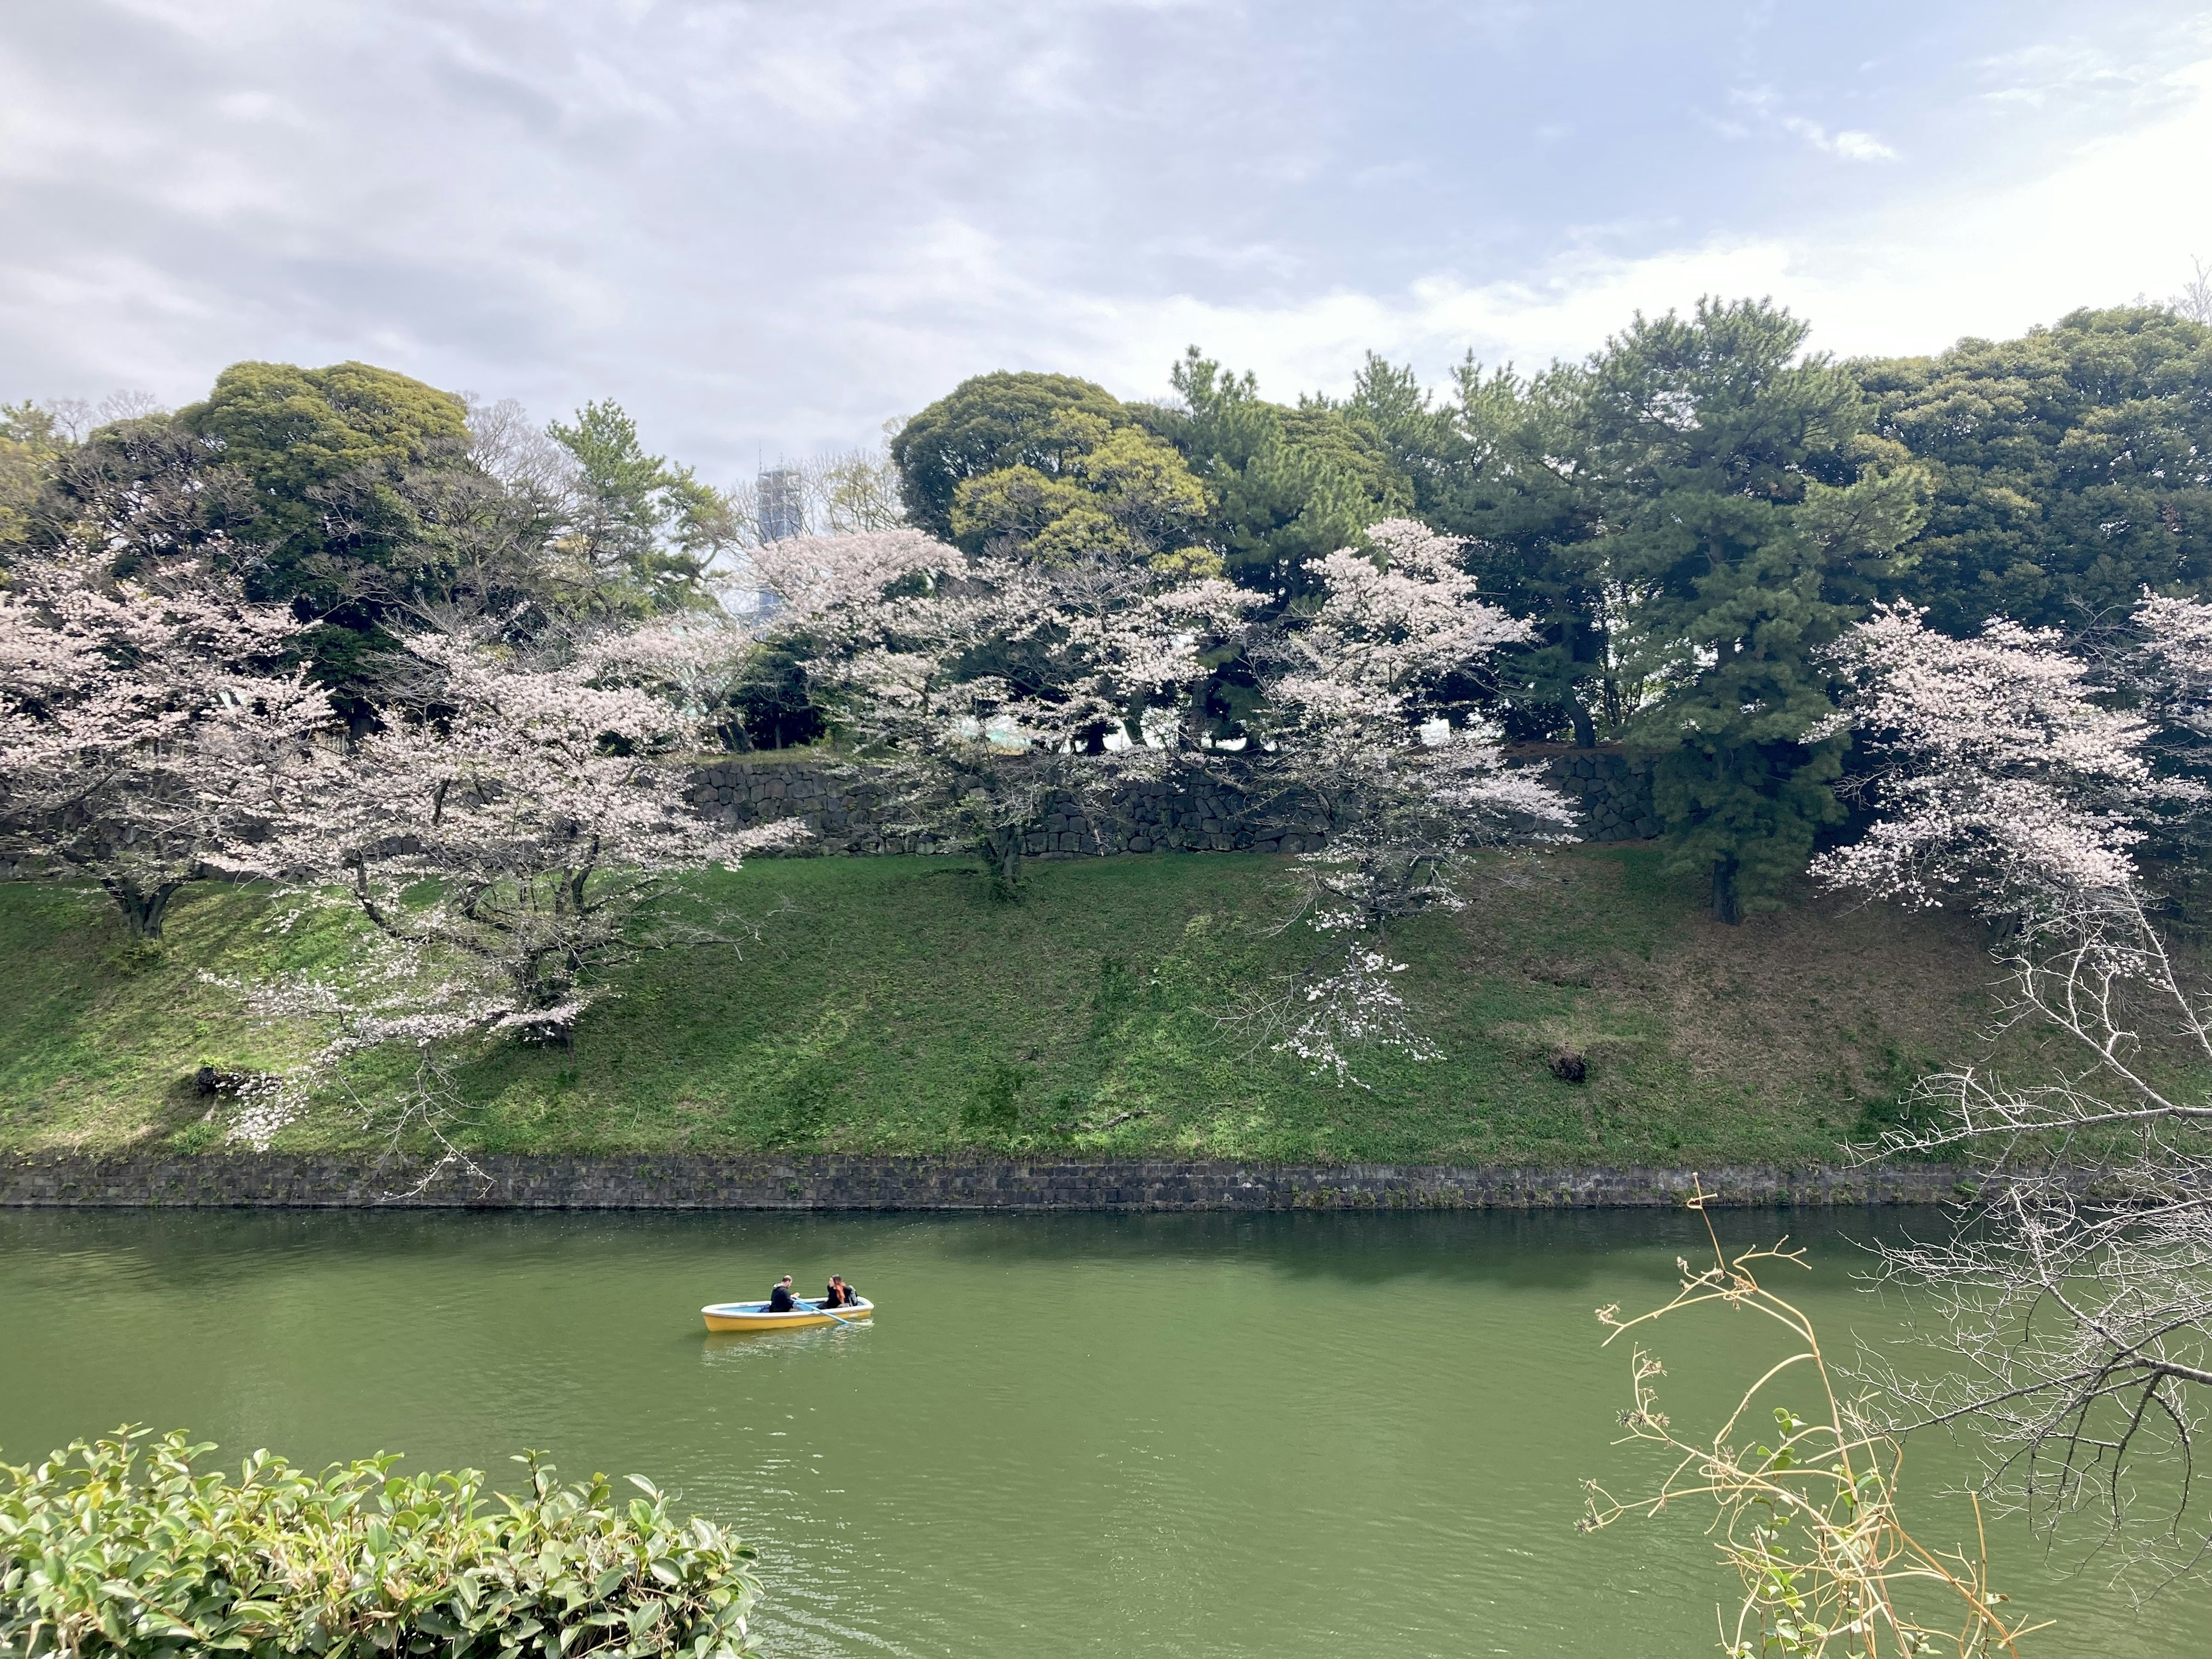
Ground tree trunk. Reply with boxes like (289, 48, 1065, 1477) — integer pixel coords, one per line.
(1709, 857, 1740, 926)
(1569, 698, 1597, 749)
(104, 876, 185, 940)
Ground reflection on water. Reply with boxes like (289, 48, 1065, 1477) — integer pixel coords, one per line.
(700, 1325, 874, 1366)
(0, 1207, 2198, 1658)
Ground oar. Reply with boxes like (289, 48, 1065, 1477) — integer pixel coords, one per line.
(809, 1298, 858, 1327)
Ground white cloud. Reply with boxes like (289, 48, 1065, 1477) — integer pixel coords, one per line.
(3, 0, 2209, 472)
(1779, 116, 1899, 162)
(1046, 53, 2212, 398)
(1829, 130, 1899, 161)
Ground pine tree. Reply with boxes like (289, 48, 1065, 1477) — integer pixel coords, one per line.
(1586, 300, 1927, 922)
(1148, 350, 1412, 593)
(547, 401, 732, 613)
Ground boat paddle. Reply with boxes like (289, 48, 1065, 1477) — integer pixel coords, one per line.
(810, 1299, 858, 1327)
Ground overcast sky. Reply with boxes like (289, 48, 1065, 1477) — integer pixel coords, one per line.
(5, 0, 2211, 480)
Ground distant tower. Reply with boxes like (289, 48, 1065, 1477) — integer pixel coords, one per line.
(757, 464, 804, 543)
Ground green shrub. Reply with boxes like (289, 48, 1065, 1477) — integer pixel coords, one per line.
(0, 1429, 762, 1658)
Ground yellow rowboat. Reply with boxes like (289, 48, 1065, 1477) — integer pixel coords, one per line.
(701, 1297, 874, 1333)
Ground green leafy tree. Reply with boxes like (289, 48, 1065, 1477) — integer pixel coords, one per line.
(1345, 354, 1613, 744)
(949, 411, 1212, 567)
(0, 402, 69, 556)
(1860, 305, 2212, 636)
(168, 361, 474, 706)
(17, 371, 737, 730)
(547, 400, 733, 613)
(1586, 299, 1929, 922)
(28, 382, 585, 724)
(1452, 364, 1617, 745)
(889, 371, 1134, 540)
(1145, 350, 1414, 592)
(179, 359, 470, 586)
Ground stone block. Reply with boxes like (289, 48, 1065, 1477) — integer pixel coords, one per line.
(0, 1151, 1978, 1212)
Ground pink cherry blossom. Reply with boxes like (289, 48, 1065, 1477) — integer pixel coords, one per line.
(0, 547, 335, 937)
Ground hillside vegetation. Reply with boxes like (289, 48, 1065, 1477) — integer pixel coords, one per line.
(0, 848, 2054, 1167)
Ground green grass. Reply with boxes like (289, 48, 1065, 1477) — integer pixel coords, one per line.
(0, 849, 2046, 1165)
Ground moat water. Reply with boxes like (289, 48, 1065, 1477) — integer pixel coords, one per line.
(1, 1208, 2199, 1657)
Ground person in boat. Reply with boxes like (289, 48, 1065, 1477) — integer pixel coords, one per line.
(767, 1275, 798, 1312)
(824, 1274, 855, 1308)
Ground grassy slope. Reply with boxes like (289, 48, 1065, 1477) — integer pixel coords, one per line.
(0, 848, 2043, 1166)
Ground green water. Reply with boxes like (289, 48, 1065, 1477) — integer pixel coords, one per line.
(0, 1209, 2198, 1657)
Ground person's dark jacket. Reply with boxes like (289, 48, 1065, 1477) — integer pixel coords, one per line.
(768, 1283, 797, 1312)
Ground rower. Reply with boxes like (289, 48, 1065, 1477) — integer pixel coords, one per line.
(767, 1275, 797, 1312)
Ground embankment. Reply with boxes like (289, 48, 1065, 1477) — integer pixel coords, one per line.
(0, 849, 2058, 1169)
(0, 1152, 1967, 1209)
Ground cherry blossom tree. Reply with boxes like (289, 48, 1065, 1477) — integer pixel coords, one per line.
(1816, 601, 2160, 918)
(755, 520, 1569, 1078)
(254, 616, 786, 1044)
(0, 547, 334, 937)
(742, 529, 945, 624)
(212, 613, 793, 1166)
(767, 529, 1263, 894)
(1816, 597, 2212, 1575)
(1243, 520, 1575, 1078)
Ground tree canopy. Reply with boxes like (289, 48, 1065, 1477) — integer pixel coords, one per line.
(16, 293, 2212, 928)
(888, 370, 1138, 541)
(12, 364, 736, 715)
(1141, 351, 1414, 592)
(0, 402, 70, 555)
(1857, 305, 2212, 638)
(947, 411, 1213, 569)
(547, 399, 735, 613)
(179, 359, 470, 598)
(1583, 298, 1927, 921)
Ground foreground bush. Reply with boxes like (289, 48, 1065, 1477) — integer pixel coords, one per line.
(0, 1430, 761, 1658)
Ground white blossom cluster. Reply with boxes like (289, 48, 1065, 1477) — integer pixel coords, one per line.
(1270, 946, 1438, 1084)
(0, 546, 336, 933)
(742, 529, 946, 624)
(1814, 601, 2167, 918)
(1816, 591, 2212, 1571)
(776, 529, 1264, 889)
(1249, 520, 1575, 1080)
(251, 616, 794, 1046)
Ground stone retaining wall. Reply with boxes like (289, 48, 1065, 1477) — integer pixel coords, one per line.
(0, 1153, 1969, 1210)
(687, 763, 1332, 857)
(691, 744, 1660, 857)
(1515, 744, 1661, 842)
(0, 751, 1661, 880)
